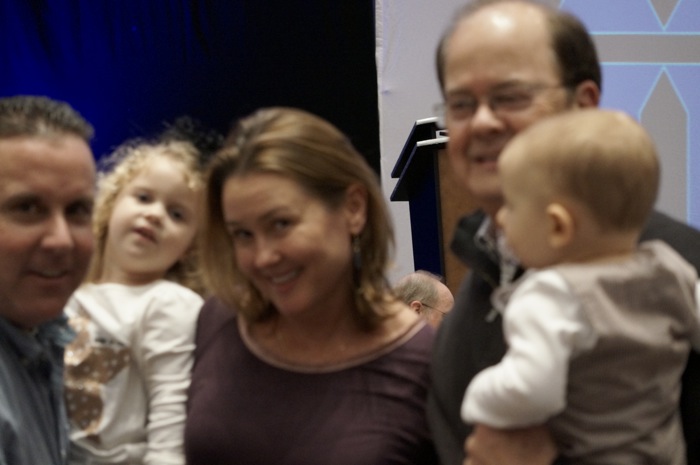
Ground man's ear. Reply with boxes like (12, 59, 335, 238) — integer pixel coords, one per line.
(572, 79, 600, 108)
(546, 202, 575, 249)
(409, 300, 423, 315)
(344, 183, 368, 235)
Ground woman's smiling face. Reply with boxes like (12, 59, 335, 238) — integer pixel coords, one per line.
(222, 172, 363, 319)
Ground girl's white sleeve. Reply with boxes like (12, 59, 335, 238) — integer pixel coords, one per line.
(461, 270, 595, 428)
(139, 287, 203, 465)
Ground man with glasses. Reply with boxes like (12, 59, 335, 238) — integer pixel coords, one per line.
(394, 270, 454, 328)
(427, 1, 700, 464)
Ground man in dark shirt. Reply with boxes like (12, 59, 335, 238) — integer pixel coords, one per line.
(427, 2, 700, 464)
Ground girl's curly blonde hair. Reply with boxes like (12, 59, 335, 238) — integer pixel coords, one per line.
(86, 138, 207, 296)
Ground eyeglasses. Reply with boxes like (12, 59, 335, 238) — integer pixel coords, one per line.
(434, 83, 566, 128)
(420, 302, 448, 316)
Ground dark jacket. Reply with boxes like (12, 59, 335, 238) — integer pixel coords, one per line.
(427, 209, 700, 465)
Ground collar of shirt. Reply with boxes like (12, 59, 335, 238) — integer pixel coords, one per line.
(0, 316, 75, 368)
(496, 230, 520, 286)
(474, 217, 521, 285)
(474, 216, 499, 260)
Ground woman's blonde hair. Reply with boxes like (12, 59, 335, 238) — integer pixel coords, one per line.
(201, 107, 395, 329)
(86, 138, 206, 295)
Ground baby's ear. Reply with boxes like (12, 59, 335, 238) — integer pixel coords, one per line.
(546, 202, 575, 249)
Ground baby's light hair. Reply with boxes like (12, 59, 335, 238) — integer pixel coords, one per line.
(87, 138, 206, 295)
(506, 109, 659, 233)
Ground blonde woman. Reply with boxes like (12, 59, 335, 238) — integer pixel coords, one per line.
(185, 107, 437, 465)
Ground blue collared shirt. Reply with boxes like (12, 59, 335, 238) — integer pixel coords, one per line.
(0, 315, 75, 465)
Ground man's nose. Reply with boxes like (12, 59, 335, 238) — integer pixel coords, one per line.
(42, 214, 75, 249)
(470, 100, 503, 130)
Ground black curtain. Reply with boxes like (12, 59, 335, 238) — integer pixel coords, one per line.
(0, 0, 380, 173)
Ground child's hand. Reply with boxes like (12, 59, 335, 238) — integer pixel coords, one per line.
(464, 424, 557, 465)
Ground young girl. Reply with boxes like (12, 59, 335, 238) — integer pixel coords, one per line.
(185, 107, 437, 465)
(64, 137, 206, 465)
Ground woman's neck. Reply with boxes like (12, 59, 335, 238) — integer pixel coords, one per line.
(245, 300, 416, 367)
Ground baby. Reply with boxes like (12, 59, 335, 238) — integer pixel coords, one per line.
(461, 109, 700, 464)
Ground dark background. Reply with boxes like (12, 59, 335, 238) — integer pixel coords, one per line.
(0, 0, 380, 172)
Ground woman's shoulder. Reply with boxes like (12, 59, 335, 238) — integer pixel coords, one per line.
(374, 304, 435, 358)
(195, 297, 239, 345)
(333, 303, 435, 370)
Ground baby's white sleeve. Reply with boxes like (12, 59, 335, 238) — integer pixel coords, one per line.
(461, 270, 594, 428)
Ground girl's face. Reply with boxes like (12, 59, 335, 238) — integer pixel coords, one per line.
(222, 172, 365, 321)
(101, 155, 199, 285)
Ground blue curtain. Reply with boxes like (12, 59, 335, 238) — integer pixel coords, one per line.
(0, 0, 379, 171)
